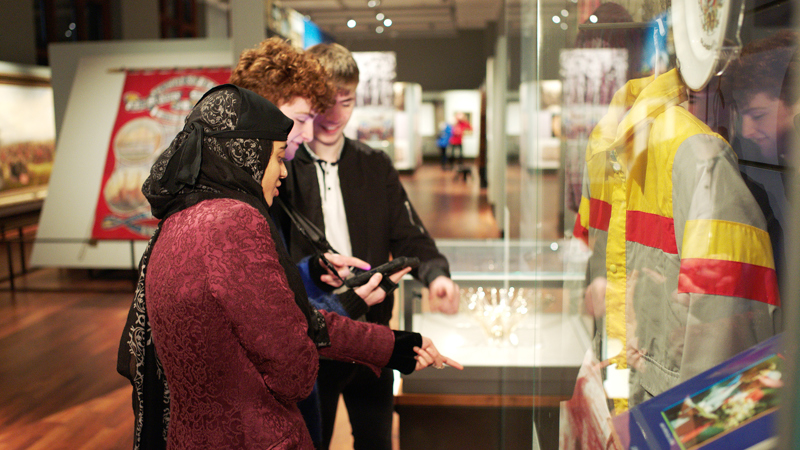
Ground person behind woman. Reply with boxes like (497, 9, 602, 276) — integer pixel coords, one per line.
(229, 37, 395, 309)
(116, 84, 461, 449)
(229, 37, 329, 161)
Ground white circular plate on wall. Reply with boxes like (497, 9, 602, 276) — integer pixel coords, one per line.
(673, 0, 746, 90)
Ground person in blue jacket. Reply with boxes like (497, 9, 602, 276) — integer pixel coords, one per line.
(436, 121, 453, 169)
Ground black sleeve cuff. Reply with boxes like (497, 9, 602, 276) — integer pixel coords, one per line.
(308, 254, 336, 293)
(386, 330, 423, 375)
(338, 289, 369, 319)
(421, 266, 449, 287)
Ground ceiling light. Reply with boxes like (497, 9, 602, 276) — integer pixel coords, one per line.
(347, 19, 357, 28)
(367, 0, 380, 7)
(561, 9, 569, 17)
(383, 18, 392, 27)
(552, 16, 561, 24)
(589, 14, 598, 23)
(376, 12, 385, 20)
(376, 25, 384, 33)
(560, 23, 568, 30)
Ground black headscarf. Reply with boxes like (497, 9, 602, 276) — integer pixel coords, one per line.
(116, 84, 330, 450)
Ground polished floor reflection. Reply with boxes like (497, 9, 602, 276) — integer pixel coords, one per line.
(0, 269, 134, 450)
(399, 163, 507, 239)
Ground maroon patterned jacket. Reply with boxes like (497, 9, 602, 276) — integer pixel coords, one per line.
(147, 198, 395, 449)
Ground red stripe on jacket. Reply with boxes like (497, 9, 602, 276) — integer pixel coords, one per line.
(589, 199, 611, 231)
(574, 214, 589, 245)
(679, 258, 780, 306)
(626, 210, 678, 254)
(573, 199, 612, 245)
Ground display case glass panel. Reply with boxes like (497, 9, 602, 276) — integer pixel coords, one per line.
(398, 0, 797, 448)
(517, 0, 793, 447)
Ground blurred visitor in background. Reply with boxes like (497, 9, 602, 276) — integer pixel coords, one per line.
(436, 121, 452, 169)
(448, 111, 472, 168)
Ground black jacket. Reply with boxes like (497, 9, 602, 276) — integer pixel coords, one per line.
(275, 138, 450, 325)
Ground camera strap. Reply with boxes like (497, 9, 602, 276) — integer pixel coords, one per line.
(378, 276, 399, 296)
(274, 197, 338, 255)
(274, 197, 347, 285)
(274, 197, 398, 295)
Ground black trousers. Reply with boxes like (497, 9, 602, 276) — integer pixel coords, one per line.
(317, 359, 395, 450)
(438, 145, 449, 168)
(450, 143, 463, 165)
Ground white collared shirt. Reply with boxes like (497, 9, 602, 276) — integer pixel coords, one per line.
(304, 143, 353, 257)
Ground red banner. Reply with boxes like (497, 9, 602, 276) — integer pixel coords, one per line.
(91, 67, 231, 240)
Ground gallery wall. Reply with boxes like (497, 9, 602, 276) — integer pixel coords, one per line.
(340, 29, 507, 92)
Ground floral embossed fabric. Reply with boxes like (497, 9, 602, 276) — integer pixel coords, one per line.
(147, 198, 395, 449)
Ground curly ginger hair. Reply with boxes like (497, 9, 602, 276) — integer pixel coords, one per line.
(230, 37, 335, 113)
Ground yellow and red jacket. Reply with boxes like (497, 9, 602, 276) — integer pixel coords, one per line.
(574, 69, 781, 409)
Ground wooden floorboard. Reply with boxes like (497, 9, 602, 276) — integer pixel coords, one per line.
(398, 164, 506, 239)
(0, 160, 542, 449)
(0, 269, 134, 450)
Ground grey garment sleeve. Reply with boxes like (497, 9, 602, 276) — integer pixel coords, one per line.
(672, 133, 780, 383)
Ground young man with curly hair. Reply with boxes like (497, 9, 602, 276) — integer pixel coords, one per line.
(229, 37, 334, 160)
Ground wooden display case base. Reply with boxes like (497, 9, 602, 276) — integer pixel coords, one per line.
(395, 394, 564, 450)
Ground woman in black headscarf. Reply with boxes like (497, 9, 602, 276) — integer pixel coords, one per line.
(117, 84, 460, 449)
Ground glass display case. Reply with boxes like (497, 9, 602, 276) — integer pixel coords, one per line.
(399, 239, 592, 369)
(396, 239, 592, 449)
(395, 0, 798, 447)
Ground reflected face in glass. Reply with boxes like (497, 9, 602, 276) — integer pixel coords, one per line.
(278, 97, 316, 160)
(261, 141, 287, 206)
(734, 91, 794, 160)
(313, 85, 357, 147)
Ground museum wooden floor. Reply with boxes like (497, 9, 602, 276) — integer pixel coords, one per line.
(0, 161, 549, 450)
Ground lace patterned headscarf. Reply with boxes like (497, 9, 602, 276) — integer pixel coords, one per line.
(116, 84, 330, 449)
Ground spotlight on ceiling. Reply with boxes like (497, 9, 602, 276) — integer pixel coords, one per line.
(347, 19, 357, 28)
